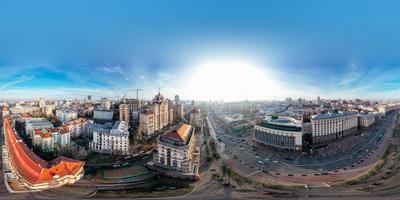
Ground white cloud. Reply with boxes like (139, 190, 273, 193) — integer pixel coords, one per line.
(0, 75, 35, 90)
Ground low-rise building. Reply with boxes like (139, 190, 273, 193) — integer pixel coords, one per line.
(90, 121, 130, 155)
(33, 127, 71, 151)
(25, 118, 53, 137)
(56, 109, 78, 122)
(93, 109, 114, 121)
(64, 118, 88, 138)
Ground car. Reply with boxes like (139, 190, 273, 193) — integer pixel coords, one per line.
(258, 160, 264, 164)
(273, 160, 279, 163)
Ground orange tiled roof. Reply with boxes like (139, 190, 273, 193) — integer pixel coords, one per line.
(3, 117, 84, 185)
(160, 124, 192, 144)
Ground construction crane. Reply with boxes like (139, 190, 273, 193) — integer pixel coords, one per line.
(125, 88, 143, 101)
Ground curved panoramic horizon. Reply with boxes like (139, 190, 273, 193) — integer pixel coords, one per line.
(1, 0, 400, 101)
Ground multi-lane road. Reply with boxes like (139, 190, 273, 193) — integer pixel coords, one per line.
(207, 110, 397, 174)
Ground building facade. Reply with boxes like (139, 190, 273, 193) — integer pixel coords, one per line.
(119, 103, 130, 122)
(151, 93, 170, 130)
(64, 118, 88, 138)
(56, 109, 78, 122)
(189, 108, 202, 128)
(358, 113, 376, 128)
(152, 124, 199, 179)
(90, 121, 130, 155)
(25, 118, 53, 137)
(254, 116, 303, 150)
(139, 92, 172, 137)
(93, 110, 114, 121)
(139, 111, 155, 136)
(311, 111, 358, 143)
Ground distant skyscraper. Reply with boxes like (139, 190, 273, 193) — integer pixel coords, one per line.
(174, 95, 180, 103)
(285, 98, 292, 105)
(39, 97, 45, 108)
(87, 95, 92, 103)
(316, 96, 321, 105)
(119, 103, 130, 123)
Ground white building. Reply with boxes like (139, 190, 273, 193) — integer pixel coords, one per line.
(311, 111, 358, 143)
(56, 109, 78, 122)
(153, 124, 199, 179)
(25, 118, 53, 137)
(90, 121, 130, 155)
(93, 110, 114, 121)
(254, 116, 303, 150)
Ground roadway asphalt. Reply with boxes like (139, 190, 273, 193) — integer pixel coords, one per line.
(207, 110, 397, 174)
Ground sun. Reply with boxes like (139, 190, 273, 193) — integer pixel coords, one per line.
(181, 59, 282, 101)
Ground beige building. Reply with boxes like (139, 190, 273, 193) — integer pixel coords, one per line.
(152, 124, 199, 179)
(151, 93, 170, 130)
(173, 103, 184, 122)
(139, 111, 155, 136)
(140, 92, 172, 137)
(119, 103, 130, 122)
(358, 113, 376, 128)
(311, 111, 358, 143)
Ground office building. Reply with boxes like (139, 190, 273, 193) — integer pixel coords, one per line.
(358, 113, 376, 128)
(311, 111, 358, 143)
(254, 116, 303, 150)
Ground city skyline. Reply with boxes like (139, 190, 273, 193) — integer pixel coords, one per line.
(2, 1, 400, 101)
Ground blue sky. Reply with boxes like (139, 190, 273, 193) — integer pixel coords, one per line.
(1, 0, 400, 101)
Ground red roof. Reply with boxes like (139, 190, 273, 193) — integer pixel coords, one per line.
(3, 117, 84, 185)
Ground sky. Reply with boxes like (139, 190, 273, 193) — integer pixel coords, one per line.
(1, 0, 400, 101)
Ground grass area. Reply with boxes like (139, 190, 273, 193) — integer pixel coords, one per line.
(228, 168, 253, 185)
(331, 144, 393, 187)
